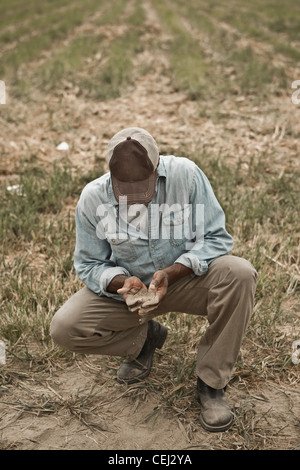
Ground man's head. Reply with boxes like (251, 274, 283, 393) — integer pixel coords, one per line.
(106, 127, 159, 205)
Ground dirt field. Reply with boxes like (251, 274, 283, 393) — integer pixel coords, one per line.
(0, 0, 299, 451)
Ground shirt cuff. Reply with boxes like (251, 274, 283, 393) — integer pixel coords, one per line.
(174, 253, 208, 276)
(99, 266, 131, 301)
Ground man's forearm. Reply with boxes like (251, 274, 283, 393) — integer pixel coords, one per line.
(107, 275, 129, 293)
(162, 263, 193, 285)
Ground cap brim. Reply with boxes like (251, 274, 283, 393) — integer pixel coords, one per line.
(111, 171, 157, 205)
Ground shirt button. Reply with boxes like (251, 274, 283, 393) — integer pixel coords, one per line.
(111, 239, 115, 243)
(151, 244, 154, 248)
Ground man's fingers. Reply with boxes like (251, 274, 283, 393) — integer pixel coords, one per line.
(117, 285, 143, 295)
(149, 281, 158, 290)
(117, 287, 129, 294)
(149, 277, 161, 290)
(129, 304, 141, 313)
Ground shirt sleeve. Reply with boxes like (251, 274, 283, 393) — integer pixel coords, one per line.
(174, 165, 233, 276)
(74, 205, 130, 300)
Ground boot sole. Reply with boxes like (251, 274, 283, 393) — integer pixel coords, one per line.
(199, 412, 233, 433)
(116, 324, 168, 385)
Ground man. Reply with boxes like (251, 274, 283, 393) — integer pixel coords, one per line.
(50, 127, 257, 433)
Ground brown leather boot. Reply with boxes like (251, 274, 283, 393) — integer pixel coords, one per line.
(197, 377, 233, 432)
(117, 320, 168, 384)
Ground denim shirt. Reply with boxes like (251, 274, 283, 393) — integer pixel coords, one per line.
(74, 155, 233, 300)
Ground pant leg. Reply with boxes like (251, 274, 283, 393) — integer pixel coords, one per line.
(194, 255, 257, 389)
(50, 286, 148, 359)
(147, 255, 257, 389)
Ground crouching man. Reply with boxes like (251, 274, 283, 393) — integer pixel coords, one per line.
(50, 127, 257, 433)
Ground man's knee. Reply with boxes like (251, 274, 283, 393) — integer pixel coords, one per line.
(50, 287, 97, 351)
(216, 255, 258, 288)
(50, 311, 76, 351)
(230, 257, 257, 285)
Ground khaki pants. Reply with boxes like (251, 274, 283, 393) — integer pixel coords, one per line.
(50, 255, 257, 389)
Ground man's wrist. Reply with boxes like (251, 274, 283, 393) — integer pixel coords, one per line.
(107, 275, 129, 293)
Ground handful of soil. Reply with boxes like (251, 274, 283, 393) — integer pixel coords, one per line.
(126, 288, 160, 315)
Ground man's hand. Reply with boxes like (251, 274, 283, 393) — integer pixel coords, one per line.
(148, 270, 169, 304)
(117, 276, 147, 312)
(114, 264, 193, 316)
(148, 264, 193, 303)
(117, 275, 164, 316)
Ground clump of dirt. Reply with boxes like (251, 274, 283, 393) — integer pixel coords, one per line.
(126, 288, 160, 315)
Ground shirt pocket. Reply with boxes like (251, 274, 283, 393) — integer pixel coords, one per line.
(162, 208, 190, 247)
(106, 233, 138, 261)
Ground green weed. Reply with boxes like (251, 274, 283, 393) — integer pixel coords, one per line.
(153, 0, 207, 100)
(0, 0, 104, 76)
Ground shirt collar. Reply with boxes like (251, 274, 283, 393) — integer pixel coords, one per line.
(156, 155, 166, 178)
